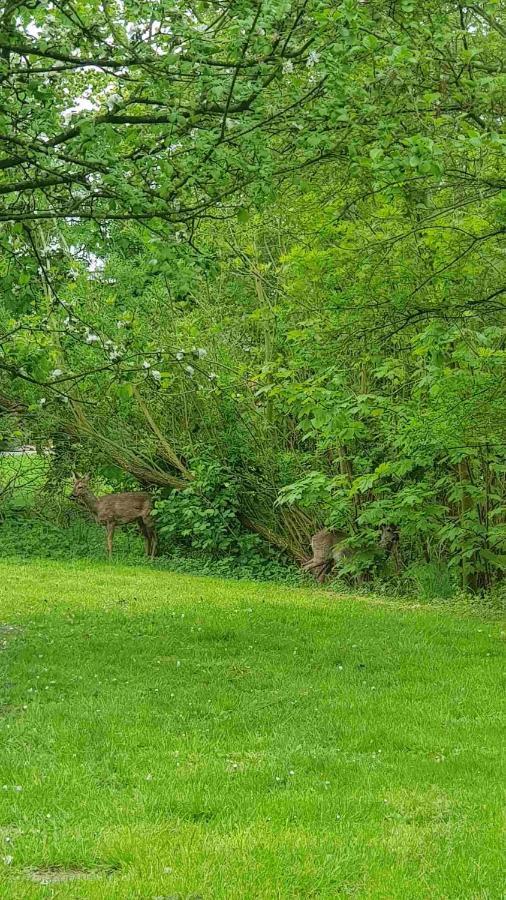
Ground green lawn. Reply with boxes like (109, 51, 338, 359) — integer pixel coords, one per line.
(0, 560, 504, 899)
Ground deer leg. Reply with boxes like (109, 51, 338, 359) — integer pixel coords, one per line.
(319, 560, 334, 583)
(392, 541, 403, 574)
(106, 522, 115, 559)
(138, 519, 150, 556)
(144, 514, 157, 559)
(149, 527, 157, 560)
(303, 560, 329, 583)
(316, 565, 327, 584)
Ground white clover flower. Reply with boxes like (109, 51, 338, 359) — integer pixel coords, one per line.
(185, 365, 195, 376)
(39, 398, 47, 406)
(208, 372, 217, 380)
(142, 360, 151, 369)
(196, 347, 207, 358)
(151, 369, 161, 383)
(109, 349, 121, 361)
(85, 332, 100, 344)
(51, 368, 63, 378)
(2, 855, 13, 865)
(306, 50, 320, 67)
(282, 59, 294, 74)
(176, 350, 185, 360)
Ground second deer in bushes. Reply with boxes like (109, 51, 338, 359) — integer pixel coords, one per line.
(302, 525, 400, 583)
(70, 474, 157, 559)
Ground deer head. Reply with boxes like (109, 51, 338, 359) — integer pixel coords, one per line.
(378, 524, 399, 552)
(69, 473, 91, 501)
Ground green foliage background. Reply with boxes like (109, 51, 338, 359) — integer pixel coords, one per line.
(1, 0, 505, 592)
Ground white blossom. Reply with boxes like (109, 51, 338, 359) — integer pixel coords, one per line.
(185, 365, 195, 376)
(26, 20, 42, 38)
(105, 93, 121, 111)
(51, 368, 63, 378)
(151, 369, 162, 383)
(85, 331, 100, 344)
(282, 59, 294, 74)
(142, 360, 151, 369)
(176, 350, 185, 360)
(39, 398, 47, 406)
(209, 372, 218, 380)
(306, 50, 320, 67)
(196, 347, 207, 358)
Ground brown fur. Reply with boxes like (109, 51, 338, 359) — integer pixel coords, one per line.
(302, 529, 349, 584)
(70, 475, 157, 559)
(303, 525, 401, 583)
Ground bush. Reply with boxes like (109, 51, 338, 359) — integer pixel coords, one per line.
(405, 562, 457, 601)
(154, 459, 265, 560)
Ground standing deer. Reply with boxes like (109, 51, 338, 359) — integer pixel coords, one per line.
(70, 474, 157, 559)
(302, 525, 401, 583)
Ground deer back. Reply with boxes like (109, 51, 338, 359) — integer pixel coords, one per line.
(95, 491, 152, 525)
(310, 528, 346, 563)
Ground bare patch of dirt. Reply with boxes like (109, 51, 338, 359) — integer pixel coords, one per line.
(25, 867, 109, 884)
(0, 624, 21, 651)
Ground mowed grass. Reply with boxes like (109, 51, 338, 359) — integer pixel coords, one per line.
(0, 560, 504, 899)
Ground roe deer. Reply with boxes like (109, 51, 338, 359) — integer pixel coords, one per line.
(302, 525, 401, 584)
(70, 474, 157, 559)
(302, 529, 351, 584)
